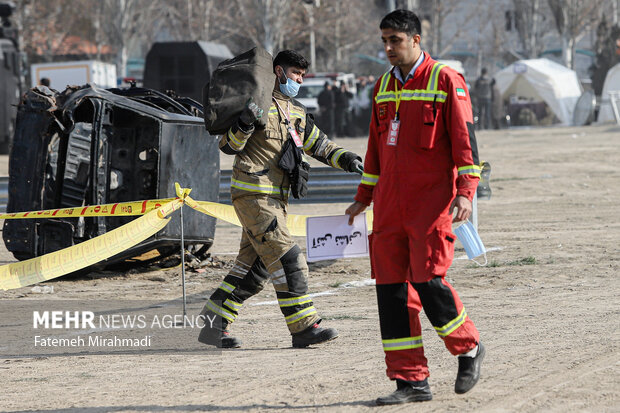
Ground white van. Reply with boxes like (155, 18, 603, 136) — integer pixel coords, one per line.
(31, 60, 117, 89)
(297, 72, 357, 116)
(297, 78, 326, 115)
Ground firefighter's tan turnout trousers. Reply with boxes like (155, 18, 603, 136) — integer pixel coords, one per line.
(202, 194, 319, 334)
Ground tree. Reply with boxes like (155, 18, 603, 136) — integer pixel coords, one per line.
(11, 0, 94, 63)
(513, 0, 546, 59)
(190, 0, 218, 41)
(310, 0, 384, 72)
(98, 0, 167, 77)
(200, 0, 296, 54)
(424, 0, 479, 59)
(547, 0, 607, 69)
(161, 0, 226, 43)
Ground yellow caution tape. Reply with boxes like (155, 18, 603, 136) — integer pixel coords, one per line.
(184, 198, 241, 226)
(0, 179, 373, 290)
(0, 198, 183, 291)
(175, 182, 192, 200)
(185, 196, 374, 237)
(0, 180, 372, 233)
(0, 198, 177, 219)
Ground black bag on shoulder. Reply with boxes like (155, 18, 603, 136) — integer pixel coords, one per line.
(278, 138, 310, 199)
(202, 46, 275, 135)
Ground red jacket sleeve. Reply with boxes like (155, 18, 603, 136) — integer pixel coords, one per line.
(354, 79, 382, 206)
(442, 71, 481, 201)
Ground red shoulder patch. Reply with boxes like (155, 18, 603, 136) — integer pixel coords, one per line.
(378, 103, 388, 120)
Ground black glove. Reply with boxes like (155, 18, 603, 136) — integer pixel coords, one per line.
(239, 99, 263, 128)
(350, 159, 364, 175)
(338, 151, 363, 174)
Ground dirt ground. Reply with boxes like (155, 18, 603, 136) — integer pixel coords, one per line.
(1, 124, 619, 412)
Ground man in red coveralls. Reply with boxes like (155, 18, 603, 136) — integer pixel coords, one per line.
(346, 9, 485, 405)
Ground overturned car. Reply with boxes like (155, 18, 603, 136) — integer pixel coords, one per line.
(3, 84, 219, 265)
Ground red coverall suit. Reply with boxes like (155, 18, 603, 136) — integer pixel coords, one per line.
(355, 52, 481, 382)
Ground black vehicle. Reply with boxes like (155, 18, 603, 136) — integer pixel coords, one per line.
(0, 2, 22, 154)
(3, 84, 220, 265)
(143, 41, 233, 103)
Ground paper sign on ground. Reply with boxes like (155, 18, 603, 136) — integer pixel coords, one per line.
(305, 213, 369, 262)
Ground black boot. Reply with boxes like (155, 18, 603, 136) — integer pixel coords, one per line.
(291, 323, 338, 348)
(375, 379, 432, 405)
(455, 342, 485, 394)
(197, 314, 241, 349)
(198, 327, 241, 348)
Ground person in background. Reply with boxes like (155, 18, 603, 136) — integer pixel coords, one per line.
(491, 78, 503, 129)
(334, 82, 353, 136)
(474, 67, 493, 129)
(317, 81, 335, 135)
(352, 77, 372, 136)
(345, 9, 485, 405)
(39, 77, 50, 87)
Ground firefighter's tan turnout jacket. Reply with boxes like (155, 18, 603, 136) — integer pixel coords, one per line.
(220, 89, 360, 201)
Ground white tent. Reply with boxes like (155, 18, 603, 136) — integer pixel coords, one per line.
(494, 58, 583, 125)
(596, 63, 620, 123)
(438, 59, 465, 75)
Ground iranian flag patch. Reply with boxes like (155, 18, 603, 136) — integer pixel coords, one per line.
(456, 88, 467, 100)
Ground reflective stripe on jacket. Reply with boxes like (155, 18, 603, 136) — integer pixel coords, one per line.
(221, 89, 356, 201)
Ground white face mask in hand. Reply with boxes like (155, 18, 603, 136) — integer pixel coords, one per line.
(453, 220, 487, 266)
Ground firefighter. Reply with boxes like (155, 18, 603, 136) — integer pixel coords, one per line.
(199, 50, 364, 349)
(346, 10, 485, 404)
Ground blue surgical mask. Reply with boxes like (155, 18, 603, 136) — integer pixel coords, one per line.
(453, 220, 487, 266)
(279, 76, 301, 97)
